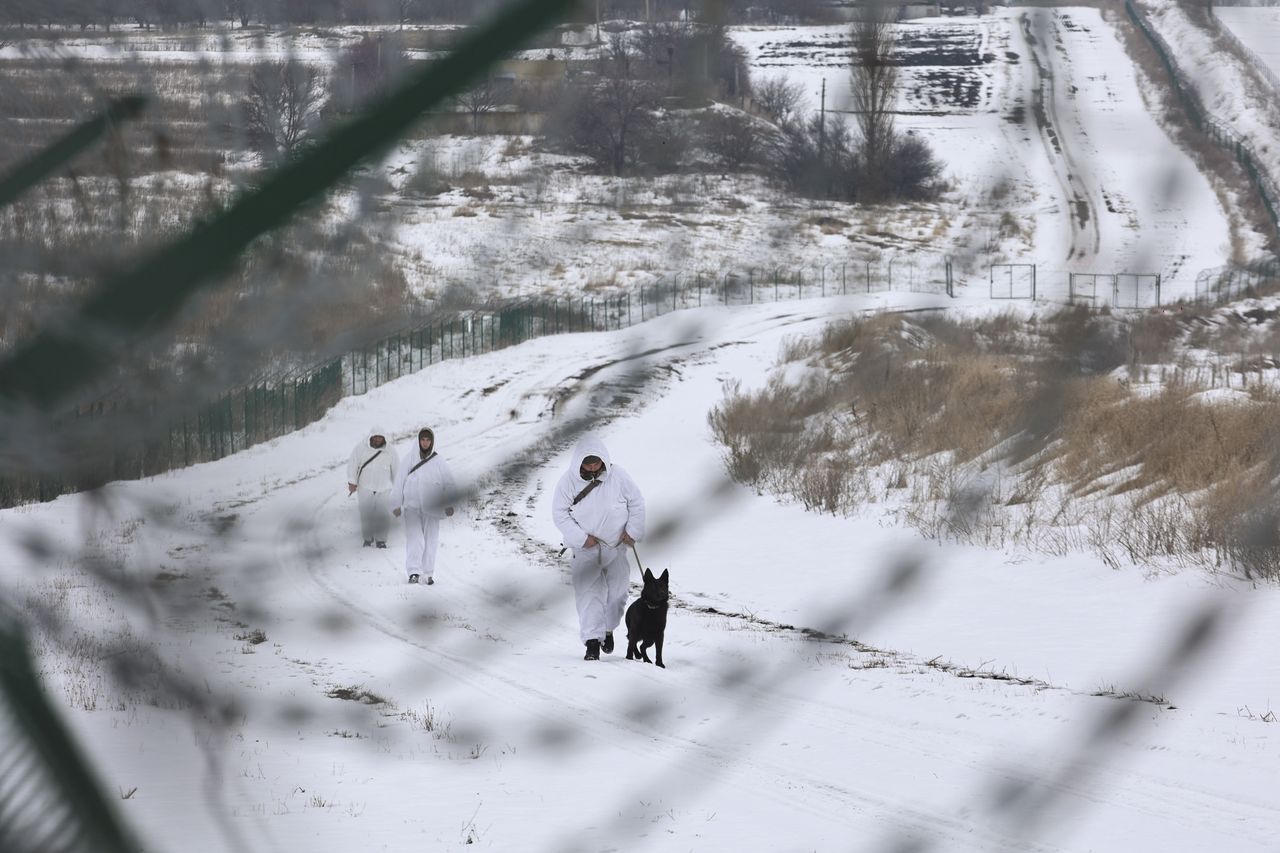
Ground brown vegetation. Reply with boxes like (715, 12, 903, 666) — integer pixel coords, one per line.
(710, 304, 1280, 577)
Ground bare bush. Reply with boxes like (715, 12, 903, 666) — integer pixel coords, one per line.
(766, 110, 856, 199)
(703, 108, 764, 172)
(752, 74, 805, 125)
(883, 131, 943, 201)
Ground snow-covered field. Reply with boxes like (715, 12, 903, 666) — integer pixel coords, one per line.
(5, 8, 1280, 851)
(6, 292, 1280, 852)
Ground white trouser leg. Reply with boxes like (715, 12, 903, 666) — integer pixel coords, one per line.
(570, 545, 632, 643)
(370, 491, 391, 542)
(602, 548, 633, 633)
(358, 490, 390, 541)
(404, 509, 440, 578)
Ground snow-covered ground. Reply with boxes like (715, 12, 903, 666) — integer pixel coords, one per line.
(733, 9, 1253, 297)
(1213, 4, 1280, 85)
(5, 12, 1280, 848)
(373, 8, 1261, 307)
(6, 292, 1280, 852)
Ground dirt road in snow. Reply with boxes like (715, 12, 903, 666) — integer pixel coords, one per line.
(1018, 8, 1103, 264)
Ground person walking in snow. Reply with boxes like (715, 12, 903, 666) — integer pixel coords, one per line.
(551, 434, 646, 661)
(392, 427, 457, 585)
(346, 426, 398, 549)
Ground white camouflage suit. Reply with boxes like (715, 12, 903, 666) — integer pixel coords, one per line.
(551, 434, 646, 645)
(391, 428, 457, 581)
(346, 425, 398, 545)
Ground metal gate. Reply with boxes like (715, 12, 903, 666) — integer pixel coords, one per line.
(990, 264, 1036, 300)
(1068, 273, 1112, 305)
(1114, 273, 1161, 308)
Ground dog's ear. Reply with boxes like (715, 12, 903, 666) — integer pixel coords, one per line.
(658, 569, 669, 582)
(643, 568, 654, 581)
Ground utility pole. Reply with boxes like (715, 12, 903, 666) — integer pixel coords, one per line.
(646, 0, 651, 22)
(596, 0, 601, 43)
(818, 77, 826, 163)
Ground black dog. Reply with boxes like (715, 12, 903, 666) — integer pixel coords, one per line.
(625, 568, 669, 668)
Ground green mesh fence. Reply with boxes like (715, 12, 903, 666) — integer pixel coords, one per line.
(0, 264, 952, 508)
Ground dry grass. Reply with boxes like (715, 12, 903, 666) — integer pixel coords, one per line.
(710, 305, 1280, 577)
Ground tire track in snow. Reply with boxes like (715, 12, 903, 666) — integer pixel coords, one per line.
(1020, 8, 1102, 263)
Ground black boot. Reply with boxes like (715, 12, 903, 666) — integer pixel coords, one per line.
(584, 639, 600, 661)
(375, 541, 387, 549)
(362, 540, 373, 547)
(602, 632, 614, 654)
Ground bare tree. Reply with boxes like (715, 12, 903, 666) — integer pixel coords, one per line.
(752, 74, 804, 126)
(225, 0, 252, 27)
(458, 76, 499, 132)
(849, 0, 898, 199)
(243, 61, 328, 160)
(552, 35, 659, 176)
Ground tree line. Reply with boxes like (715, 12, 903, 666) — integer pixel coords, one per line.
(541, 11, 942, 203)
(0, 0, 835, 30)
(236, 10, 941, 204)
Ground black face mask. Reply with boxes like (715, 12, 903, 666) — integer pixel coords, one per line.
(370, 437, 385, 448)
(579, 461, 605, 481)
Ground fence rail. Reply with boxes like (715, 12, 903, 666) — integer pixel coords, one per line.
(1194, 257, 1280, 303)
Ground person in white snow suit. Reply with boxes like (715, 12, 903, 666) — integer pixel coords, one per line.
(551, 434, 646, 661)
(392, 427, 456, 585)
(346, 426, 398, 549)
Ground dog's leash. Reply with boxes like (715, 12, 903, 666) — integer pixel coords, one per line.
(629, 542, 647, 583)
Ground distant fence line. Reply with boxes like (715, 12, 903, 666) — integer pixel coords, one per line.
(1207, 5, 1280, 100)
(1125, 0, 1280, 238)
(6, 251, 1278, 507)
(0, 262, 955, 508)
(1194, 256, 1280, 304)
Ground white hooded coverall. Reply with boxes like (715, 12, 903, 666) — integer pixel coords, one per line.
(551, 434, 646, 645)
(347, 425, 398, 544)
(391, 429, 457, 580)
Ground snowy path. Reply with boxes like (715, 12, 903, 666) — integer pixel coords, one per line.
(1007, 7, 1229, 293)
(1018, 8, 1102, 264)
(16, 295, 1275, 852)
